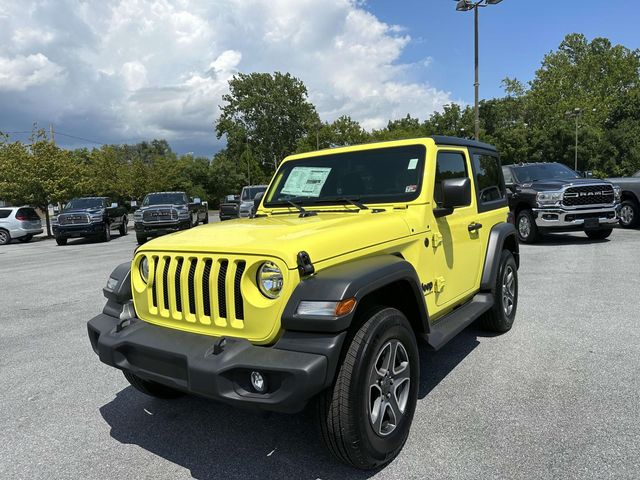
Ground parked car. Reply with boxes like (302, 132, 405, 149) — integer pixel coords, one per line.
(218, 194, 240, 221)
(0, 206, 43, 245)
(503, 162, 620, 243)
(606, 171, 640, 228)
(52, 197, 128, 246)
(133, 191, 208, 244)
(238, 185, 268, 218)
(88, 136, 519, 469)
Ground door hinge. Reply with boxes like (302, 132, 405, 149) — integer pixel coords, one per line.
(434, 276, 446, 293)
(432, 232, 443, 248)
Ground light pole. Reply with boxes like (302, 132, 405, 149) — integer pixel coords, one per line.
(454, 0, 504, 141)
(565, 107, 596, 172)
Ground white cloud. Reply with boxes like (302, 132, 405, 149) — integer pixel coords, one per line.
(0, 0, 453, 153)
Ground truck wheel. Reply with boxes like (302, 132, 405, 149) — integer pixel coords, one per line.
(18, 234, 33, 243)
(618, 200, 639, 228)
(516, 209, 539, 243)
(203, 212, 209, 224)
(0, 229, 10, 245)
(136, 234, 147, 244)
(479, 250, 518, 333)
(101, 224, 111, 242)
(317, 307, 419, 470)
(586, 228, 612, 240)
(123, 371, 183, 399)
(55, 237, 67, 246)
(119, 216, 128, 236)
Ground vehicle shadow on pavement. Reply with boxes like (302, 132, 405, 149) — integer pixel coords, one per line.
(100, 388, 376, 480)
(529, 233, 611, 246)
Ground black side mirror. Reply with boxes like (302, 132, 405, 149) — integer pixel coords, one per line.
(252, 192, 265, 217)
(505, 183, 517, 193)
(434, 178, 471, 218)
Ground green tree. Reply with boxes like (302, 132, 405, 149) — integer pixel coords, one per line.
(208, 150, 246, 205)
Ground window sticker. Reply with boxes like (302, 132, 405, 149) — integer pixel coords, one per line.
(407, 158, 419, 170)
(281, 167, 332, 198)
(405, 185, 417, 193)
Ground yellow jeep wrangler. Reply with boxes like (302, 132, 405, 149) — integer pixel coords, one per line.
(88, 136, 519, 469)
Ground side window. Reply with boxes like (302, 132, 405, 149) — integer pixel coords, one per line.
(473, 154, 506, 204)
(502, 166, 514, 184)
(435, 151, 470, 206)
(0, 209, 11, 219)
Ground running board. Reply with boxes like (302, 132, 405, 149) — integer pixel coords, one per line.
(423, 293, 494, 350)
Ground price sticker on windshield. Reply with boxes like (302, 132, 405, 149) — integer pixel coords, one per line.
(281, 167, 332, 197)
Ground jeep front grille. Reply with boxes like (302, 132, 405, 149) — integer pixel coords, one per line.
(563, 185, 614, 207)
(58, 213, 90, 225)
(142, 208, 178, 223)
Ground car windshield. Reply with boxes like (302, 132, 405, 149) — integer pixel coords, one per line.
(64, 198, 104, 210)
(512, 163, 580, 183)
(241, 186, 266, 201)
(264, 145, 426, 208)
(143, 193, 186, 206)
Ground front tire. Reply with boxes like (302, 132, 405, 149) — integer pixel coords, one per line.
(203, 212, 209, 224)
(123, 371, 183, 399)
(317, 307, 419, 470)
(586, 228, 612, 240)
(136, 233, 147, 245)
(480, 250, 518, 333)
(119, 216, 128, 236)
(55, 237, 67, 246)
(618, 200, 639, 228)
(516, 209, 539, 243)
(101, 223, 111, 242)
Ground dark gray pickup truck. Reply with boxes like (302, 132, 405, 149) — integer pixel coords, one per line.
(133, 191, 208, 244)
(52, 197, 128, 246)
(607, 171, 640, 228)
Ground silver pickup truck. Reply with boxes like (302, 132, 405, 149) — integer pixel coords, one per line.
(607, 171, 640, 228)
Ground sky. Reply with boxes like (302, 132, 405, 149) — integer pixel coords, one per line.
(0, 0, 638, 156)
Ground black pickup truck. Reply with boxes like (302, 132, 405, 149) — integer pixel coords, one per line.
(503, 162, 620, 243)
(133, 191, 208, 244)
(52, 197, 128, 246)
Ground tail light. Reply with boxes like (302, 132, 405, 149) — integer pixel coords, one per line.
(15, 214, 27, 221)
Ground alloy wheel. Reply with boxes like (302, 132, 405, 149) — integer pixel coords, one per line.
(502, 264, 516, 316)
(620, 204, 634, 226)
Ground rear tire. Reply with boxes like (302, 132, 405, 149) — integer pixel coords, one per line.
(18, 235, 33, 243)
(55, 237, 67, 246)
(317, 307, 419, 469)
(618, 200, 639, 228)
(479, 249, 518, 333)
(516, 209, 539, 243)
(119, 216, 128, 236)
(136, 234, 147, 245)
(586, 228, 612, 240)
(0, 229, 10, 245)
(123, 371, 183, 399)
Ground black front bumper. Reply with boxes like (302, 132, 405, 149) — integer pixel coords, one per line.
(134, 220, 191, 236)
(88, 313, 344, 412)
(54, 222, 105, 238)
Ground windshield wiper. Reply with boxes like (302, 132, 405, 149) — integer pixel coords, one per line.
(287, 200, 317, 218)
(312, 197, 369, 210)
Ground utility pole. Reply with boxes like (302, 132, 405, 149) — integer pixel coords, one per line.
(49, 123, 55, 143)
(574, 113, 579, 172)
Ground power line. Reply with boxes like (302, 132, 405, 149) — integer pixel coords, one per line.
(54, 131, 105, 145)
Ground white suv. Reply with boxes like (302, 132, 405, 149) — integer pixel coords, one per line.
(0, 207, 44, 245)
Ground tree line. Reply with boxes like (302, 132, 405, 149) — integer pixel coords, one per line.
(2, 33, 639, 228)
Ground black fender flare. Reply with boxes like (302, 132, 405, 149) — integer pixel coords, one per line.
(480, 222, 519, 292)
(281, 255, 429, 333)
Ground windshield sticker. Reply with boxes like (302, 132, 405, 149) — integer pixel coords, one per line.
(405, 185, 417, 193)
(407, 158, 419, 170)
(281, 167, 332, 198)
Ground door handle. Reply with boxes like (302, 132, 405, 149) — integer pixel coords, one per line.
(468, 222, 483, 232)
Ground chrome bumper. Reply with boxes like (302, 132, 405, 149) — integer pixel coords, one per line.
(533, 207, 618, 228)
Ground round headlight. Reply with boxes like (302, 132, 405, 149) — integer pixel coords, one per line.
(257, 261, 283, 299)
(139, 256, 149, 283)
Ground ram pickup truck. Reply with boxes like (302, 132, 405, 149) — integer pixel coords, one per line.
(606, 170, 640, 228)
(503, 162, 620, 243)
(133, 191, 208, 244)
(88, 137, 519, 469)
(218, 194, 240, 221)
(52, 197, 128, 246)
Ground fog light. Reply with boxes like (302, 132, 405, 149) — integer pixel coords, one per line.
(250, 371, 267, 393)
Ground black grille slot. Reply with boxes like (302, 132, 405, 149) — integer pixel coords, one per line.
(162, 258, 170, 310)
(202, 259, 212, 317)
(218, 260, 228, 318)
(234, 261, 246, 320)
(174, 258, 183, 312)
(188, 259, 197, 315)
(151, 257, 158, 308)
(563, 184, 614, 207)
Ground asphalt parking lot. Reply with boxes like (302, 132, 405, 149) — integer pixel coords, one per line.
(1, 221, 639, 480)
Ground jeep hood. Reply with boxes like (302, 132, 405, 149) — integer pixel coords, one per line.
(138, 211, 412, 269)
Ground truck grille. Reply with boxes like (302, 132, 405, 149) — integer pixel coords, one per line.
(563, 185, 614, 207)
(58, 213, 90, 225)
(146, 255, 247, 328)
(143, 208, 178, 223)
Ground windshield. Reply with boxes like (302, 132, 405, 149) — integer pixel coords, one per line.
(264, 145, 426, 208)
(143, 193, 187, 206)
(512, 163, 580, 183)
(64, 198, 104, 210)
(242, 186, 266, 201)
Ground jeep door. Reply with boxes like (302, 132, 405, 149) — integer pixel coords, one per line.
(426, 149, 484, 311)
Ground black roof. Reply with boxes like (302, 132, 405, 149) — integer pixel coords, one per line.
(430, 136, 497, 152)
